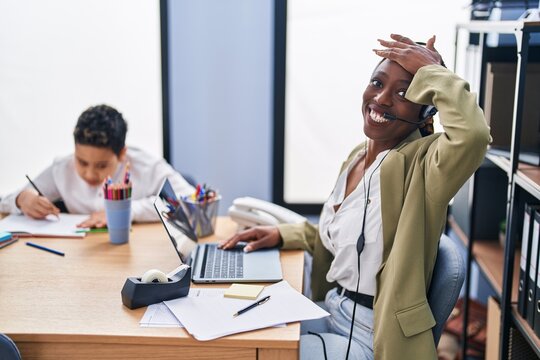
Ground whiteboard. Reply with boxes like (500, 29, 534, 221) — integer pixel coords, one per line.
(0, 0, 162, 194)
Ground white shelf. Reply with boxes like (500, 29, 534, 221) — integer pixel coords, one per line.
(456, 20, 540, 34)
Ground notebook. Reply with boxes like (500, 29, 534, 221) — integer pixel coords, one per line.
(154, 178, 282, 283)
(0, 213, 88, 238)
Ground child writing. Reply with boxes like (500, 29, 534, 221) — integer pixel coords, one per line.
(0, 104, 194, 228)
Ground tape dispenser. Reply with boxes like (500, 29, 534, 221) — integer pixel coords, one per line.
(121, 264, 191, 309)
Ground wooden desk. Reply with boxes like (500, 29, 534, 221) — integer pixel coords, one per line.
(0, 217, 304, 359)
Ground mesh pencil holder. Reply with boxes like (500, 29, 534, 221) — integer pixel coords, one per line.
(180, 196, 221, 238)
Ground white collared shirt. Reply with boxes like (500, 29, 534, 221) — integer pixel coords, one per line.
(0, 147, 194, 222)
(319, 149, 388, 296)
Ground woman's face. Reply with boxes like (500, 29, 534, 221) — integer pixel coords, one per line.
(362, 59, 423, 146)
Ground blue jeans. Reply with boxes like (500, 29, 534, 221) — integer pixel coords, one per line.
(300, 288, 374, 360)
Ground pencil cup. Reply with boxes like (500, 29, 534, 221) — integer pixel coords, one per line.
(104, 198, 132, 245)
(180, 196, 220, 238)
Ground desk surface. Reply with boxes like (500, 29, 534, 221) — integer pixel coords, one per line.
(0, 217, 304, 360)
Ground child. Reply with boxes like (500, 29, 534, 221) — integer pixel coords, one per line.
(0, 104, 194, 228)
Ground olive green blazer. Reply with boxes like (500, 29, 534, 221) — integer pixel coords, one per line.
(278, 65, 491, 359)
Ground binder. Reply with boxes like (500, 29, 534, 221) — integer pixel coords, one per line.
(535, 210, 540, 335)
(526, 210, 540, 328)
(518, 204, 539, 318)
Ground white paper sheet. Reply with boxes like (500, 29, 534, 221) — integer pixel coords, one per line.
(140, 302, 183, 328)
(0, 213, 88, 238)
(164, 280, 329, 341)
(140, 288, 227, 328)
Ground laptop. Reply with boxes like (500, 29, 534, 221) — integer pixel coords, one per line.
(154, 178, 283, 283)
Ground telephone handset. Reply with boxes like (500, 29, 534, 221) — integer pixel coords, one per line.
(227, 197, 307, 228)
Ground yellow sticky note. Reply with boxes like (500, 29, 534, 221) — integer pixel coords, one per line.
(224, 283, 264, 300)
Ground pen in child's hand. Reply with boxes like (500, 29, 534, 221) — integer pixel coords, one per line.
(25, 174, 60, 220)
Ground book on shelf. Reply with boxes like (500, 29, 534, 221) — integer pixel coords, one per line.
(526, 209, 540, 328)
(535, 208, 540, 336)
(519, 204, 540, 318)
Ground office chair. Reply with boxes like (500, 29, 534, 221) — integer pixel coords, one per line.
(301, 234, 465, 337)
(428, 233, 466, 346)
(0, 334, 22, 360)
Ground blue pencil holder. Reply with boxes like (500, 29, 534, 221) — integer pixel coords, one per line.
(104, 198, 132, 245)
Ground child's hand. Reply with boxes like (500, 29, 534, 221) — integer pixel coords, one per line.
(16, 189, 60, 219)
(78, 211, 107, 228)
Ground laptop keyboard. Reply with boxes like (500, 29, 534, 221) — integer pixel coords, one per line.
(200, 244, 244, 279)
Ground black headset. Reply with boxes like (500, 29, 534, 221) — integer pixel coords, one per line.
(420, 105, 438, 122)
(383, 104, 438, 125)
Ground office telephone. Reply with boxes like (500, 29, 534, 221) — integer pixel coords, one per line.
(228, 197, 307, 228)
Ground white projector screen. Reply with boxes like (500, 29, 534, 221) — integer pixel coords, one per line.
(281, 0, 470, 206)
(0, 0, 162, 195)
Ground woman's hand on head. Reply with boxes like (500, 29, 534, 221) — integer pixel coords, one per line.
(16, 189, 60, 219)
(218, 226, 282, 253)
(373, 34, 442, 75)
(78, 210, 107, 228)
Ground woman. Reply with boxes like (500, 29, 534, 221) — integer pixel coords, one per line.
(220, 34, 490, 359)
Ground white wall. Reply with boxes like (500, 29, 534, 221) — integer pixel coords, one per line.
(284, 0, 471, 204)
(0, 0, 162, 195)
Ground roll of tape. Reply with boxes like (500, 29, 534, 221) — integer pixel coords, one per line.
(141, 269, 168, 284)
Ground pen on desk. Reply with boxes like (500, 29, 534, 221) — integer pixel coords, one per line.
(233, 295, 271, 317)
(25, 174, 60, 219)
(26, 242, 65, 257)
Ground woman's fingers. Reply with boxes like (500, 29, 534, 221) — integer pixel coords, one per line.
(244, 235, 273, 252)
(390, 33, 415, 45)
(219, 226, 281, 252)
(219, 228, 259, 249)
(426, 35, 436, 51)
(377, 38, 408, 49)
(374, 34, 442, 75)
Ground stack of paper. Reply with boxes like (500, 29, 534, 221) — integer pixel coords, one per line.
(140, 288, 227, 328)
(0, 214, 88, 238)
(140, 303, 183, 328)
(164, 280, 329, 341)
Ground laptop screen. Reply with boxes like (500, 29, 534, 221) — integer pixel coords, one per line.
(154, 178, 198, 264)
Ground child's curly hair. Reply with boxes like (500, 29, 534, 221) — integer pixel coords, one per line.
(73, 104, 127, 156)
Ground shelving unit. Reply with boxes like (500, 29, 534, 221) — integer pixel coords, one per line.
(454, 20, 540, 359)
(448, 215, 520, 299)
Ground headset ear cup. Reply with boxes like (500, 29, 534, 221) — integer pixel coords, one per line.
(420, 105, 438, 121)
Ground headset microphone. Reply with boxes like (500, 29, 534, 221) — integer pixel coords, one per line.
(383, 105, 438, 125)
(382, 112, 425, 125)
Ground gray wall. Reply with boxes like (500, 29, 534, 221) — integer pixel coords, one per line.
(167, 0, 274, 214)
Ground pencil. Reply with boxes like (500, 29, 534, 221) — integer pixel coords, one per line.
(25, 174, 44, 196)
(25, 174, 60, 220)
(26, 242, 65, 256)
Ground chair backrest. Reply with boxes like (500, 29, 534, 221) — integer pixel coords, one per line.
(0, 334, 22, 360)
(428, 233, 465, 346)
